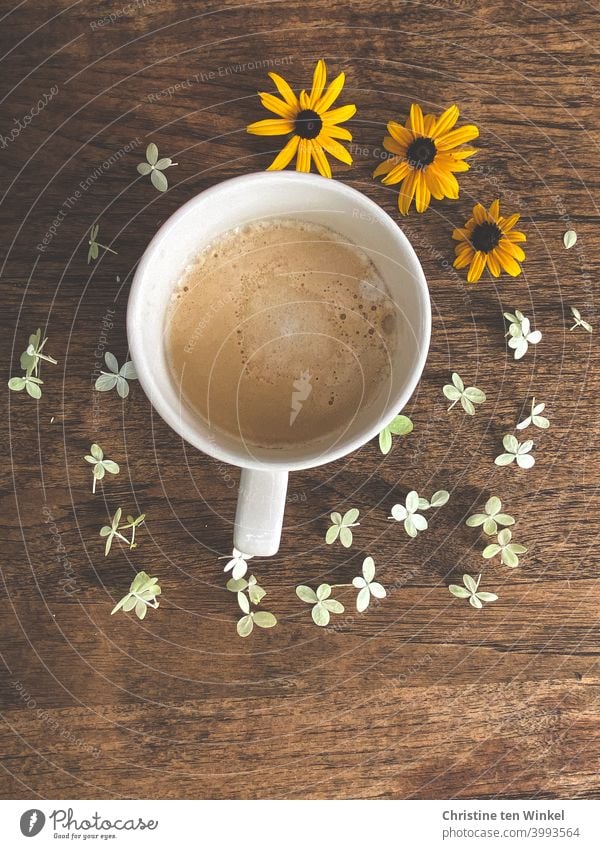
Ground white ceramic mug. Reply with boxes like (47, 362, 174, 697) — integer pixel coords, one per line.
(127, 171, 430, 557)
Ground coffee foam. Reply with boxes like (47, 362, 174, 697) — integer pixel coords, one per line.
(166, 218, 400, 449)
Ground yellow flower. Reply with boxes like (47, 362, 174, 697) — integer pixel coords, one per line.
(246, 59, 356, 178)
(373, 103, 478, 214)
(453, 199, 527, 284)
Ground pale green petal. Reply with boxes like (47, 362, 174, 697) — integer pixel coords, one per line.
(237, 592, 250, 614)
(379, 428, 392, 454)
(404, 517, 417, 538)
(516, 453, 535, 469)
(119, 361, 137, 379)
(469, 595, 483, 609)
(102, 460, 120, 474)
(482, 517, 498, 536)
(482, 544, 501, 559)
(253, 611, 277, 628)
(116, 376, 130, 398)
(388, 415, 413, 436)
(343, 508, 359, 525)
(452, 372, 464, 391)
(362, 556, 375, 583)
(495, 453, 515, 466)
(369, 582, 386, 599)
(485, 496, 501, 515)
(476, 591, 498, 602)
(137, 162, 152, 175)
(356, 586, 370, 612)
(430, 490, 449, 507)
(312, 603, 330, 626)
(296, 585, 318, 603)
(463, 574, 478, 594)
(406, 491, 419, 512)
(151, 169, 169, 192)
(146, 142, 158, 165)
(466, 514, 487, 527)
(237, 614, 254, 637)
(443, 385, 461, 401)
(497, 528, 512, 545)
(323, 599, 344, 614)
(339, 526, 353, 547)
(449, 585, 470, 598)
(461, 397, 475, 416)
(464, 387, 486, 404)
(325, 525, 340, 544)
(316, 583, 332, 601)
(95, 373, 118, 392)
(391, 504, 407, 521)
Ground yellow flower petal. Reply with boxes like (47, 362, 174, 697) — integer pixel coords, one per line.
(452, 227, 472, 241)
(423, 114, 436, 136)
(488, 199, 500, 220)
(487, 252, 502, 277)
(322, 103, 356, 125)
(467, 251, 486, 283)
(381, 160, 410, 185)
(453, 250, 474, 269)
(436, 124, 479, 150)
(424, 165, 446, 200)
(318, 133, 352, 165)
(296, 138, 311, 172)
(315, 72, 346, 113)
(268, 72, 299, 108)
(451, 146, 478, 160)
(431, 104, 459, 139)
(373, 157, 398, 178)
(409, 103, 425, 135)
(266, 135, 300, 171)
(326, 125, 352, 141)
(309, 59, 327, 108)
(310, 139, 332, 177)
(436, 170, 459, 199)
(259, 92, 297, 119)
(495, 247, 522, 276)
(505, 230, 527, 242)
(299, 90, 310, 109)
(383, 135, 408, 156)
(246, 118, 295, 136)
(499, 238, 526, 262)
(415, 172, 431, 213)
(500, 213, 521, 232)
(398, 170, 418, 215)
(472, 203, 487, 224)
(387, 121, 413, 146)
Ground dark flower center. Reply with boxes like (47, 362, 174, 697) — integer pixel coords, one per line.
(295, 109, 323, 139)
(406, 136, 436, 169)
(470, 222, 502, 253)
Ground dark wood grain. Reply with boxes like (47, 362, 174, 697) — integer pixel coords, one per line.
(1, 0, 599, 799)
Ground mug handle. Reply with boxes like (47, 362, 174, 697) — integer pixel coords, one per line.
(234, 468, 289, 556)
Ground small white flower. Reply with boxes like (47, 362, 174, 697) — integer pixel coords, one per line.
(443, 372, 486, 415)
(569, 306, 592, 333)
(389, 490, 428, 538)
(449, 574, 498, 609)
(505, 311, 542, 360)
(516, 397, 550, 431)
(482, 528, 527, 568)
(352, 557, 386, 612)
(221, 547, 253, 580)
(495, 434, 535, 469)
(325, 509, 360, 548)
(466, 496, 515, 536)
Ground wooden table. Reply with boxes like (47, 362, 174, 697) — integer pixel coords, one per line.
(2, 0, 599, 799)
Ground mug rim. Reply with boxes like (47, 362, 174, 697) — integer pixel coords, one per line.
(127, 170, 431, 471)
